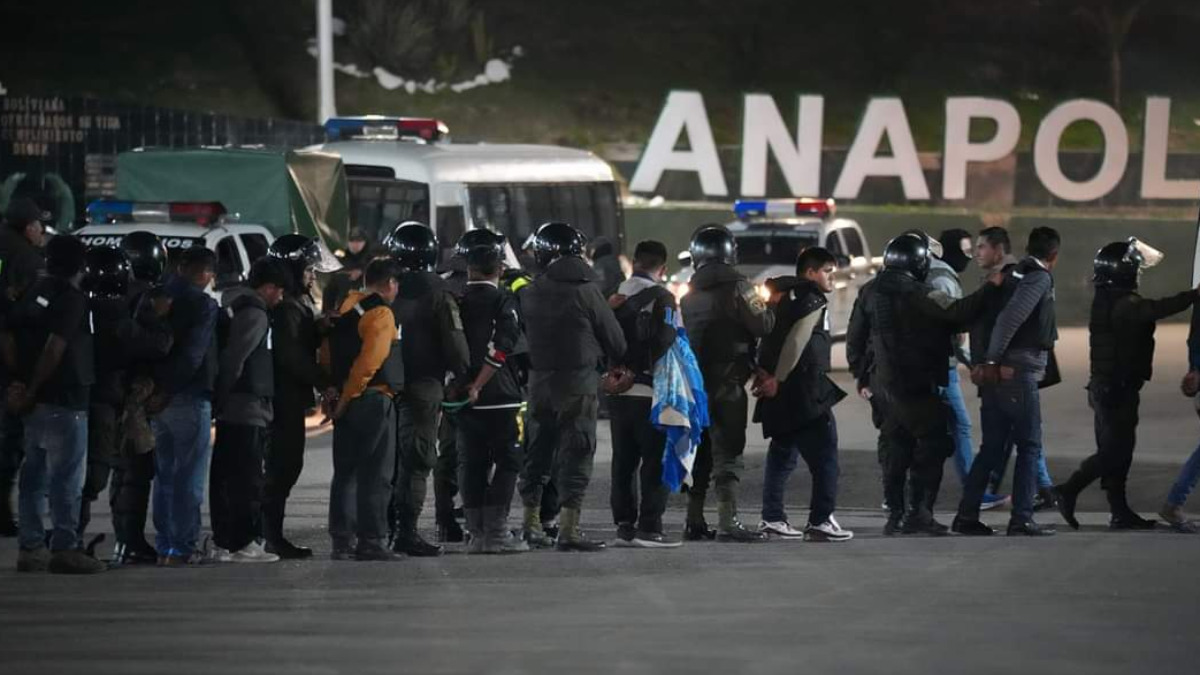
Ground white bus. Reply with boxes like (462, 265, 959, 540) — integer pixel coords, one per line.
(310, 117, 624, 260)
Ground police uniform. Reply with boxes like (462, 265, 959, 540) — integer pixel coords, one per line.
(680, 261, 772, 538)
(433, 262, 470, 542)
(390, 270, 469, 554)
(325, 290, 405, 558)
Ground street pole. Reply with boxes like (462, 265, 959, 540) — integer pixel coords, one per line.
(316, 0, 337, 124)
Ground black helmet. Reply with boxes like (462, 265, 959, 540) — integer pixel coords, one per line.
(83, 246, 132, 298)
(120, 231, 169, 283)
(883, 231, 932, 282)
(268, 234, 340, 290)
(689, 225, 737, 269)
(531, 222, 586, 269)
(384, 221, 439, 272)
(454, 228, 507, 260)
(46, 235, 88, 279)
(1093, 238, 1162, 290)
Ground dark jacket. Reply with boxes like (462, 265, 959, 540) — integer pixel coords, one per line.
(521, 256, 626, 394)
(612, 274, 677, 390)
(11, 275, 95, 410)
(755, 279, 845, 437)
(591, 237, 625, 299)
(459, 281, 527, 408)
(846, 270, 991, 397)
(1090, 286, 1194, 386)
(271, 293, 328, 411)
(155, 275, 219, 400)
(680, 262, 773, 383)
(392, 270, 470, 384)
(90, 294, 173, 407)
(0, 227, 45, 313)
(215, 285, 273, 426)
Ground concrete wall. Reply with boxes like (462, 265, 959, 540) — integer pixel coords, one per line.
(625, 206, 1198, 325)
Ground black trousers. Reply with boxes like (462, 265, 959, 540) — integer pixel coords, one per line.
(608, 395, 669, 533)
(80, 403, 120, 539)
(879, 392, 952, 520)
(330, 391, 396, 551)
(109, 450, 155, 547)
(457, 408, 523, 511)
(434, 411, 460, 523)
(392, 379, 442, 527)
(1062, 384, 1141, 512)
(209, 422, 269, 552)
(0, 409, 25, 521)
(263, 401, 306, 541)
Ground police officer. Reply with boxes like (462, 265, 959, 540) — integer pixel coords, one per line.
(107, 232, 172, 565)
(844, 231, 995, 536)
(77, 246, 173, 558)
(262, 235, 338, 559)
(518, 222, 625, 552)
(323, 258, 407, 561)
(1054, 238, 1199, 530)
(384, 221, 469, 556)
(431, 229, 504, 543)
(679, 225, 772, 542)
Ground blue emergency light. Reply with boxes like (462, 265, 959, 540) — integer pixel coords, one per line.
(86, 200, 227, 226)
(324, 116, 449, 143)
(733, 198, 836, 220)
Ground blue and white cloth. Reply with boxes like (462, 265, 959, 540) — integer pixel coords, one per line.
(651, 309, 710, 492)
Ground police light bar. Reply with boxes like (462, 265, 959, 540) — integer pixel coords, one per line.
(733, 198, 836, 220)
(324, 116, 450, 143)
(86, 200, 228, 226)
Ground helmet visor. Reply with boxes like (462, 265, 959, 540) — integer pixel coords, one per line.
(1128, 238, 1164, 269)
(926, 236, 944, 261)
(314, 240, 344, 273)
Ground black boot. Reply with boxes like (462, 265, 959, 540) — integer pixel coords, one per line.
(262, 507, 312, 559)
(1052, 485, 1079, 530)
(391, 508, 443, 557)
(883, 511, 905, 536)
(436, 518, 465, 544)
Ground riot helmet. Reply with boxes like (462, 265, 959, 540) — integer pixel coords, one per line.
(268, 233, 341, 292)
(883, 231, 934, 282)
(83, 245, 132, 298)
(120, 231, 169, 283)
(1093, 237, 1163, 290)
(384, 221, 439, 272)
(689, 225, 737, 270)
(46, 235, 88, 280)
(531, 221, 586, 270)
(454, 228, 507, 260)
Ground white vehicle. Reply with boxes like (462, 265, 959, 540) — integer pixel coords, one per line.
(671, 198, 878, 338)
(310, 116, 624, 260)
(74, 200, 276, 299)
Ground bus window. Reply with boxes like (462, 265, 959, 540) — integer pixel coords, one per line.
(436, 207, 465, 252)
(347, 178, 430, 242)
(468, 182, 622, 249)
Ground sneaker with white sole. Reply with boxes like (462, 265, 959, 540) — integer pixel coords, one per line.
(631, 531, 682, 548)
(208, 545, 234, 563)
(759, 520, 805, 538)
(230, 541, 280, 564)
(804, 516, 854, 542)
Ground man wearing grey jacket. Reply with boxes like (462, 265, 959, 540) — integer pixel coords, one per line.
(208, 259, 290, 563)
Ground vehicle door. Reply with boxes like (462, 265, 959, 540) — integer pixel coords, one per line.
(822, 229, 852, 338)
(837, 225, 870, 337)
(213, 233, 249, 293)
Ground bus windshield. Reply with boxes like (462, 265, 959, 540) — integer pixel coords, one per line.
(467, 183, 621, 247)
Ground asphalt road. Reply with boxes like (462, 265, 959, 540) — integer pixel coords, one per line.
(1, 326, 1198, 674)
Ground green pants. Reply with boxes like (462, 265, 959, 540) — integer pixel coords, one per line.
(519, 384, 598, 512)
(688, 374, 748, 512)
(392, 378, 443, 527)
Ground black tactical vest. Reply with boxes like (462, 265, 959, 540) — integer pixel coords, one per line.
(1089, 287, 1154, 385)
(680, 265, 756, 373)
(871, 272, 953, 395)
(222, 294, 274, 397)
(330, 294, 405, 392)
(393, 270, 457, 382)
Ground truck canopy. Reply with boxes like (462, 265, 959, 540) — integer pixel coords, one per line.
(115, 147, 350, 249)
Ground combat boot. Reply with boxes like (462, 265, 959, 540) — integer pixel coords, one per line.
(715, 500, 767, 543)
(464, 508, 486, 554)
(437, 518, 465, 544)
(555, 507, 606, 552)
(484, 506, 529, 554)
(17, 546, 50, 572)
(49, 549, 107, 575)
(263, 507, 313, 559)
(521, 504, 555, 548)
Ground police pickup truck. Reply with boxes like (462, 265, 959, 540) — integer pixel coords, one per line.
(670, 198, 879, 339)
(74, 200, 275, 300)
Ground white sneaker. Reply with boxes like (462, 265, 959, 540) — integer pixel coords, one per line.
(230, 541, 280, 564)
(758, 520, 804, 538)
(804, 516, 854, 542)
(208, 545, 234, 563)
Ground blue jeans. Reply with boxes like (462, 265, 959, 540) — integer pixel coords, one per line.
(18, 404, 88, 551)
(1167, 440, 1200, 507)
(941, 368, 974, 484)
(959, 376, 1041, 523)
(152, 395, 213, 556)
(761, 413, 839, 526)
